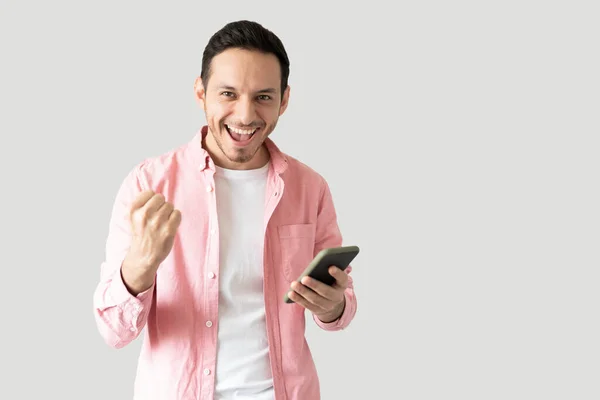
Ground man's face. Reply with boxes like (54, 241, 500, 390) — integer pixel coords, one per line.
(195, 48, 290, 170)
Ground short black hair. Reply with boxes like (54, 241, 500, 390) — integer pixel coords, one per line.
(201, 20, 290, 98)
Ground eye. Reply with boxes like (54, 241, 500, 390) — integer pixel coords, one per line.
(221, 91, 235, 97)
(257, 94, 272, 101)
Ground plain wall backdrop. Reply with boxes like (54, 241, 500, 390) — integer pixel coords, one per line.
(0, 1, 598, 399)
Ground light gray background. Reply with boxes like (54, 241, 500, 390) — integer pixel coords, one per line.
(1, 1, 598, 399)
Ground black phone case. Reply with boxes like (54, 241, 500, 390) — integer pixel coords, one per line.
(283, 245, 360, 304)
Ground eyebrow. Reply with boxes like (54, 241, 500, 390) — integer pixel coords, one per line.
(217, 85, 278, 94)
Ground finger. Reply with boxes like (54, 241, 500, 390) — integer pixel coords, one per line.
(329, 266, 349, 289)
(149, 203, 174, 232)
(291, 281, 329, 309)
(130, 190, 155, 212)
(168, 209, 182, 227)
(141, 193, 166, 217)
(155, 201, 174, 222)
(287, 289, 323, 314)
(300, 276, 339, 301)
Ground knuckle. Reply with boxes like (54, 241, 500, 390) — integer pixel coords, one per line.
(130, 204, 141, 218)
(129, 207, 138, 219)
(131, 211, 145, 226)
(165, 226, 176, 238)
(148, 217, 161, 230)
(141, 206, 153, 219)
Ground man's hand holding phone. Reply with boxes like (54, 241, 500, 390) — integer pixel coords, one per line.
(287, 266, 348, 323)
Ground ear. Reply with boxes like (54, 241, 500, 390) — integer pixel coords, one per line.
(279, 85, 290, 116)
(194, 76, 206, 108)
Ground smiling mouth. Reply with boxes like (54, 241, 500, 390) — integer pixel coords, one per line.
(225, 124, 259, 144)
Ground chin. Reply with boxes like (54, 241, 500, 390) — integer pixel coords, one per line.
(226, 148, 257, 164)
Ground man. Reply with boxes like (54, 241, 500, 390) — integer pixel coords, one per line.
(93, 20, 357, 400)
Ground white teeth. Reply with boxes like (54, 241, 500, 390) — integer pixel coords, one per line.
(227, 125, 257, 135)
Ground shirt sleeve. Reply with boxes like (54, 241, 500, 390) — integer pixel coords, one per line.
(92, 164, 155, 348)
(311, 176, 358, 331)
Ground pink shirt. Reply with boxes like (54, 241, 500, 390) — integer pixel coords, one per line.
(93, 126, 357, 399)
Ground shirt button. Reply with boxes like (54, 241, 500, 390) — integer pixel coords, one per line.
(206, 186, 213, 192)
(208, 272, 215, 279)
(210, 228, 216, 235)
(204, 368, 211, 375)
(130, 327, 136, 332)
(206, 321, 213, 327)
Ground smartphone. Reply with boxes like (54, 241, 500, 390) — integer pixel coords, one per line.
(283, 245, 360, 304)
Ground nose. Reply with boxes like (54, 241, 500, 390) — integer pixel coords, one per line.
(235, 96, 257, 126)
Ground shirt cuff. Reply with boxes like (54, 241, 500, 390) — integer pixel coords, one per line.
(313, 290, 355, 331)
(109, 266, 155, 307)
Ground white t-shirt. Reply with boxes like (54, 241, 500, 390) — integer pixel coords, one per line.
(213, 161, 274, 400)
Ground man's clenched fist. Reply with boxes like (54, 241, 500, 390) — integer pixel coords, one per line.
(121, 190, 181, 295)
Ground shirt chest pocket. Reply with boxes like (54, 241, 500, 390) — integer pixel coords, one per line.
(278, 223, 316, 282)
